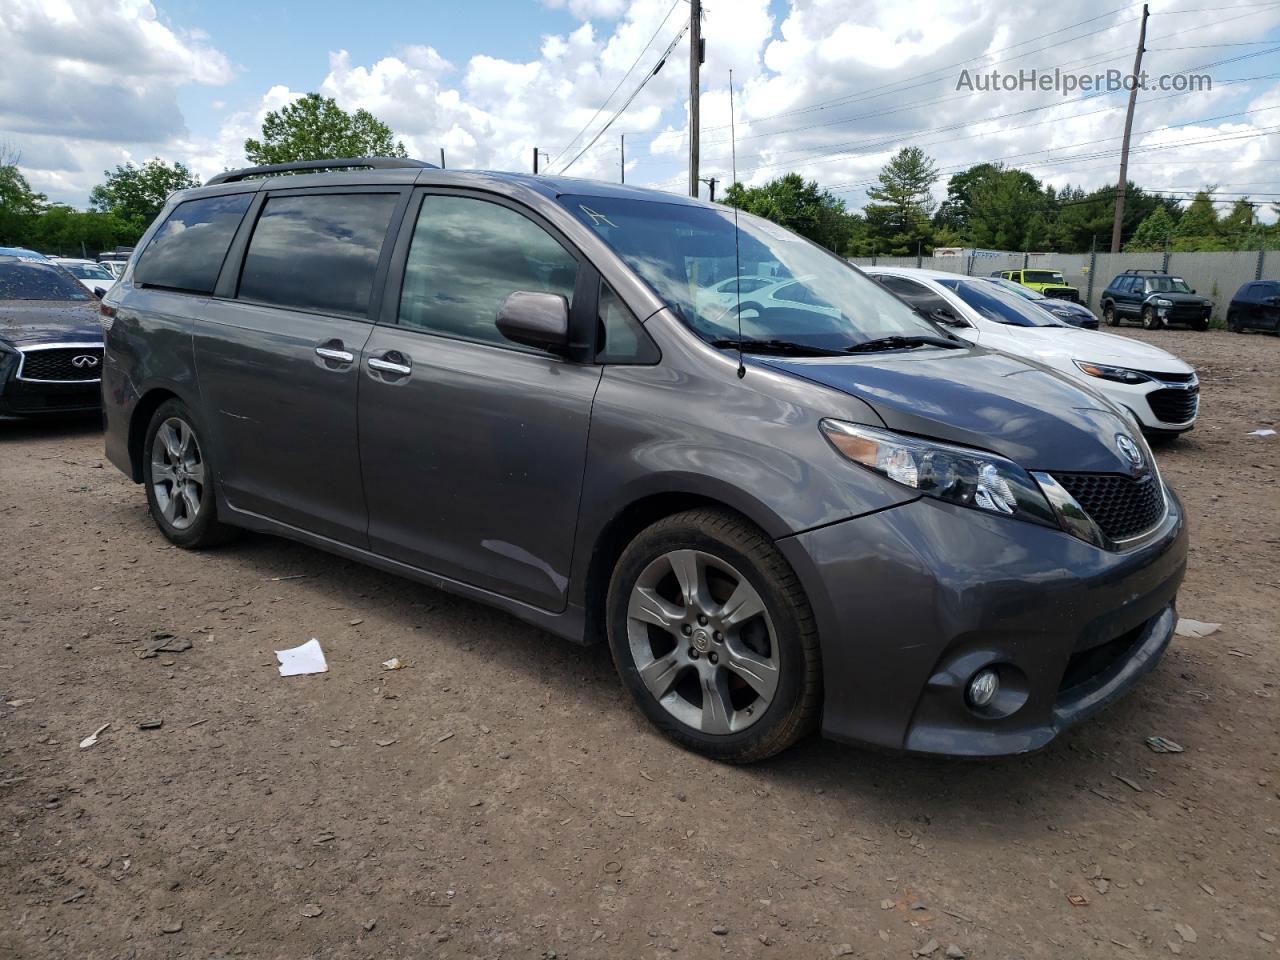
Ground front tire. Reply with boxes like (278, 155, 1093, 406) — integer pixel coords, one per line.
(1227, 311, 1244, 333)
(143, 399, 236, 548)
(1103, 303, 1119, 327)
(1141, 305, 1162, 330)
(606, 509, 821, 763)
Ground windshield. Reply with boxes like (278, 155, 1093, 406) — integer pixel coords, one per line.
(986, 277, 1045, 300)
(1146, 276, 1193, 294)
(561, 195, 943, 349)
(0, 261, 92, 301)
(1023, 270, 1065, 285)
(62, 262, 115, 281)
(938, 278, 1065, 327)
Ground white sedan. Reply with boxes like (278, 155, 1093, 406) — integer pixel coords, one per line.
(864, 266, 1199, 437)
(52, 258, 118, 296)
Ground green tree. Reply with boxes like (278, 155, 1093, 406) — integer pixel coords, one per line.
(244, 93, 408, 166)
(27, 205, 131, 258)
(863, 147, 939, 256)
(1124, 206, 1176, 252)
(0, 146, 48, 245)
(965, 167, 1049, 250)
(89, 158, 201, 238)
(934, 162, 1002, 233)
(722, 173, 851, 251)
(1170, 190, 1225, 251)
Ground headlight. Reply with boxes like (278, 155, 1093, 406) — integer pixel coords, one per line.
(1155, 298, 1173, 307)
(1074, 360, 1152, 385)
(819, 420, 1059, 529)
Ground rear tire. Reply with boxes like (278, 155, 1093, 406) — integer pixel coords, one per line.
(143, 399, 237, 549)
(1141, 306, 1162, 330)
(606, 509, 821, 763)
(1227, 311, 1244, 333)
(1103, 303, 1119, 326)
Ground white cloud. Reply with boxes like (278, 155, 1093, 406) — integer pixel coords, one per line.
(543, 0, 628, 21)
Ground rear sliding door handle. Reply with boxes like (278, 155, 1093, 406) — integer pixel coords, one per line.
(367, 356, 412, 377)
(315, 345, 355, 363)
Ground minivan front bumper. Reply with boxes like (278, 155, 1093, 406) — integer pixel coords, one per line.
(777, 487, 1187, 756)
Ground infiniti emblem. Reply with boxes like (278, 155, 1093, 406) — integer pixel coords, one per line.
(1116, 433, 1144, 472)
(72, 355, 99, 369)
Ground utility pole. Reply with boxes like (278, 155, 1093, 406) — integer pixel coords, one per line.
(533, 147, 539, 174)
(689, 0, 702, 197)
(1110, 3, 1149, 253)
(620, 133, 625, 184)
(699, 176, 718, 202)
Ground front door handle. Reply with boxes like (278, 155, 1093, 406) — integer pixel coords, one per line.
(368, 354, 412, 378)
(315, 343, 354, 364)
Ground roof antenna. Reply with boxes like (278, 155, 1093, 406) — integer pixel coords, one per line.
(729, 68, 746, 380)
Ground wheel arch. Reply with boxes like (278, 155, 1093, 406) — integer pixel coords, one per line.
(127, 386, 185, 482)
(579, 485, 786, 645)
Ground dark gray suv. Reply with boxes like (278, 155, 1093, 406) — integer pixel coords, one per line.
(101, 158, 1188, 762)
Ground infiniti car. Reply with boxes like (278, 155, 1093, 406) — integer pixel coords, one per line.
(0, 255, 104, 419)
(100, 159, 1187, 762)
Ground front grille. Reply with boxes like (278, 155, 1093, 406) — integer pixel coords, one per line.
(1147, 386, 1199, 424)
(1046, 289, 1079, 301)
(1140, 370, 1195, 383)
(18, 346, 103, 382)
(1167, 304, 1208, 321)
(1053, 471, 1165, 542)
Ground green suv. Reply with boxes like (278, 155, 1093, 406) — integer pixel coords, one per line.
(996, 268, 1080, 302)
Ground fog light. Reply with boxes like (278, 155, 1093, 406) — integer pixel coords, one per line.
(967, 668, 999, 708)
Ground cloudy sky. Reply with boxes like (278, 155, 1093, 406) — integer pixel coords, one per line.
(2, 0, 1278, 221)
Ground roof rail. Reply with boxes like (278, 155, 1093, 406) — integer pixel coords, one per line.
(1122, 268, 1163, 274)
(206, 157, 437, 186)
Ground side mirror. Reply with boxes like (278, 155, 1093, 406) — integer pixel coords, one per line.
(1190, 289, 1196, 295)
(931, 307, 967, 327)
(93, 286, 108, 299)
(496, 291, 570, 353)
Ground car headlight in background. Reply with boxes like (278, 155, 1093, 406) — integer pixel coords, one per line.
(819, 420, 1059, 529)
(1073, 360, 1152, 385)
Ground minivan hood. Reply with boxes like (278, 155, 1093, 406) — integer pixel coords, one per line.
(0, 300, 102, 346)
(758, 345, 1140, 473)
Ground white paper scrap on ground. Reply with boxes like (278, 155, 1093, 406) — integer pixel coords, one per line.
(1175, 618, 1221, 639)
(1248, 428, 1276, 437)
(276, 638, 329, 676)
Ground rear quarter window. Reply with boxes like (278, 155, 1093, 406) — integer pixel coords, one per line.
(134, 193, 254, 294)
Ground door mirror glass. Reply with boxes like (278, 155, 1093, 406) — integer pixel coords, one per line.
(497, 291, 570, 352)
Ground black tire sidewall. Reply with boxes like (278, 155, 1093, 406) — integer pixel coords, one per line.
(606, 514, 814, 762)
(1142, 306, 1159, 330)
(1103, 304, 1118, 326)
(143, 399, 224, 548)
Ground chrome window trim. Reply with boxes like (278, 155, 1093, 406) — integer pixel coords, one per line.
(15, 341, 104, 384)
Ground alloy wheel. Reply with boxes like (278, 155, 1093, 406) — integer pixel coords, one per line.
(625, 549, 779, 735)
(150, 417, 205, 531)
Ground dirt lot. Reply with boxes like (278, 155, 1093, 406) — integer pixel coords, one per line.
(2, 327, 1278, 960)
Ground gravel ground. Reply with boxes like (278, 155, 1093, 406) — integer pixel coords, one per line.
(2, 326, 1278, 960)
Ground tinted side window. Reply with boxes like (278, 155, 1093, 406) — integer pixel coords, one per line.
(596, 281, 658, 364)
(398, 196, 578, 346)
(134, 193, 253, 294)
(238, 193, 398, 317)
(876, 275, 952, 315)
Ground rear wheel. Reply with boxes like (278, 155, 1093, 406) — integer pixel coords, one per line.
(143, 400, 236, 548)
(1141, 305, 1162, 330)
(1227, 311, 1244, 333)
(606, 509, 821, 763)
(1103, 303, 1119, 326)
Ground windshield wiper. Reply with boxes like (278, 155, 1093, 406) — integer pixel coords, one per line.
(709, 337, 849, 357)
(843, 335, 963, 354)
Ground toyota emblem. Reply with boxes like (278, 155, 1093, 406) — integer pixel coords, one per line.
(1115, 433, 1144, 472)
(72, 355, 99, 369)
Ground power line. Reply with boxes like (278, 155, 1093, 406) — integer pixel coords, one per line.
(557, 17, 691, 175)
(544, 0, 683, 171)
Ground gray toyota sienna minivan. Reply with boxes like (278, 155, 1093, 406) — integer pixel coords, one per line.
(101, 158, 1187, 762)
